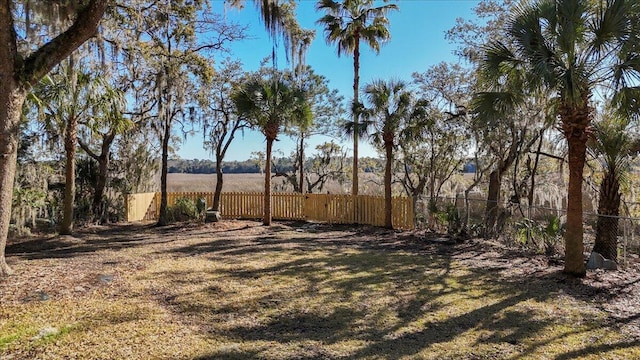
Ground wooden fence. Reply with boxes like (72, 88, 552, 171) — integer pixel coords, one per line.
(126, 191, 414, 229)
(125, 192, 157, 222)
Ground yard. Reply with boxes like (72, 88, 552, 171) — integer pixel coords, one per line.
(2, 220, 640, 359)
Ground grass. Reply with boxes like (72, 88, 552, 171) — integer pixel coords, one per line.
(1, 221, 639, 359)
(167, 172, 388, 195)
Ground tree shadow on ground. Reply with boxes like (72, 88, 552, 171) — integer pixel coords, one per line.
(7, 220, 639, 359)
(142, 222, 640, 359)
(5, 221, 237, 260)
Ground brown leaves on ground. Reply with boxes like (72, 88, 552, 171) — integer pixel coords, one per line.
(1, 220, 640, 359)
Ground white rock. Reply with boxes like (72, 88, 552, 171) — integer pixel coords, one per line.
(586, 251, 617, 270)
(31, 327, 59, 340)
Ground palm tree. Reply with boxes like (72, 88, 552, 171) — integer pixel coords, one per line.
(588, 112, 637, 263)
(35, 59, 117, 234)
(316, 0, 398, 197)
(479, 0, 640, 277)
(362, 79, 426, 229)
(232, 71, 311, 225)
(77, 85, 129, 223)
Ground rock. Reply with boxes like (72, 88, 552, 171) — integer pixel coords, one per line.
(98, 274, 114, 283)
(206, 210, 222, 223)
(586, 251, 618, 270)
(22, 291, 50, 303)
(31, 327, 59, 340)
(37, 291, 49, 301)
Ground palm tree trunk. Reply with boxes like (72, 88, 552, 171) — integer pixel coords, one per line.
(593, 171, 620, 262)
(60, 116, 78, 235)
(60, 55, 79, 235)
(352, 35, 360, 198)
(565, 134, 587, 276)
(384, 140, 393, 229)
(0, 84, 25, 276)
(264, 137, 274, 226)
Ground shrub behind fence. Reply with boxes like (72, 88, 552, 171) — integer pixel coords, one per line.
(418, 196, 640, 268)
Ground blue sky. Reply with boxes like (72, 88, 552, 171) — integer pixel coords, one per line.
(178, 0, 479, 161)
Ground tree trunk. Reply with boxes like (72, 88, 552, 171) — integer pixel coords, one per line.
(352, 34, 360, 198)
(91, 133, 114, 223)
(410, 178, 426, 229)
(564, 133, 587, 276)
(298, 135, 304, 194)
(213, 153, 224, 212)
(157, 118, 170, 226)
(484, 169, 502, 236)
(60, 54, 79, 234)
(0, 84, 25, 276)
(528, 130, 545, 216)
(264, 137, 274, 226)
(593, 171, 620, 262)
(463, 189, 471, 234)
(92, 154, 108, 222)
(384, 140, 393, 229)
(60, 116, 78, 235)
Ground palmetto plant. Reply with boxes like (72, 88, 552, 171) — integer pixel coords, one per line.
(588, 111, 638, 263)
(478, 0, 640, 276)
(232, 71, 311, 225)
(316, 0, 397, 197)
(35, 60, 123, 234)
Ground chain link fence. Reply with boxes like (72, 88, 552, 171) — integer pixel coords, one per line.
(416, 195, 640, 268)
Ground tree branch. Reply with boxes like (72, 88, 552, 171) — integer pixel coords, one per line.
(23, 0, 108, 85)
(78, 138, 100, 161)
(528, 150, 566, 162)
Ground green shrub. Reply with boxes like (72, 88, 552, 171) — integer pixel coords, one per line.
(168, 198, 205, 223)
(511, 215, 564, 255)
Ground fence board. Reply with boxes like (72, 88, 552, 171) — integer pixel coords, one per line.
(126, 191, 414, 229)
(126, 192, 158, 222)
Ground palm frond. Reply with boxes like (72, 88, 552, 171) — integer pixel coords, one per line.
(342, 119, 371, 139)
(553, 0, 588, 56)
(589, 0, 631, 54)
(479, 41, 520, 86)
(588, 110, 634, 178)
(611, 50, 640, 91)
(611, 86, 640, 121)
(471, 91, 524, 127)
(316, 0, 398, 57)
(508, 0, 561, 90)
(232, 69, 312, 136)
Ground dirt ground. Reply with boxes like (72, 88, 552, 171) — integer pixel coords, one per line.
(2, 221, 640, 359)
